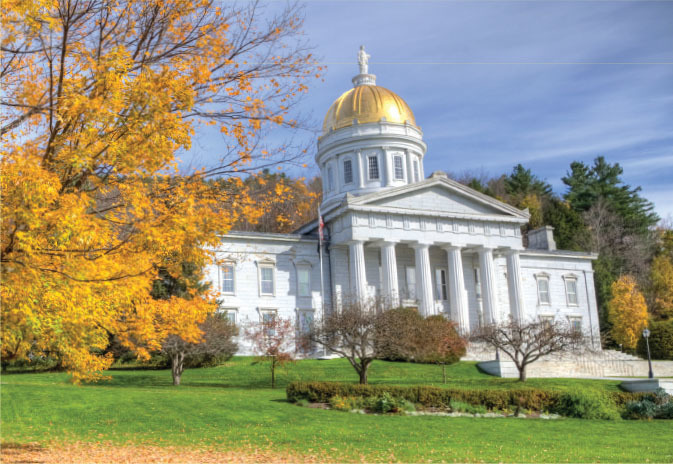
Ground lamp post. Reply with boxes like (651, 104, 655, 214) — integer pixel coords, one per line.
(642, 328, 654, 379)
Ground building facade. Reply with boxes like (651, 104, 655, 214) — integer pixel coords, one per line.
(205, 49, 601, 353)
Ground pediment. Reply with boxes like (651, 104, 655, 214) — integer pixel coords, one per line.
(350, 177, 527, 219)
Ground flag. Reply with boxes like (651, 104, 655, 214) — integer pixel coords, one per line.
(318, 206, 325, 241)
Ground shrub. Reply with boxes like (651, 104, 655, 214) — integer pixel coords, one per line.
(554, 390, 621, 420)
(329, 395, 361, 412)
(624, 388, 673, 420)
(287, 382, 562, 413)
(364, 392, 413, 414)
(450, 400, 487, 414)
(287, 381, 638, 420)
(636, 320, 673, 360)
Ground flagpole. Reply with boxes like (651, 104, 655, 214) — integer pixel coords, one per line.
(318, 205, 326, 321)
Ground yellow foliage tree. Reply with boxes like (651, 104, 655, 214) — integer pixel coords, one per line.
(607, 275, 649, 350)
(1, 0, 320, 381)
(649, 255, 673, 320)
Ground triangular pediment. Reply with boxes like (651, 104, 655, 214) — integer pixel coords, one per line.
(350, 176, 528, 219)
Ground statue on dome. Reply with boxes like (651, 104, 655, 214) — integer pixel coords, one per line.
(358, 45, 370, 75)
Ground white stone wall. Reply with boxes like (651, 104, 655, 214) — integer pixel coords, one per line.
(208, 235, 600, 355)
(205, 234, 328, 355)
(519, 252, 601, 348)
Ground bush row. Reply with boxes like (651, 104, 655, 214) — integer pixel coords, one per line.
(286, 381, 648, 416)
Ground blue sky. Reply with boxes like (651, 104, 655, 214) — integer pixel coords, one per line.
(190, 0, 673, 218)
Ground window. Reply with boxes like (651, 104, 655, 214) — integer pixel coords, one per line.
(261, 309, 277, 337)
(298, 310, 314, 334)
(435, 268, 448, 301)
(327, 166, 334, 191)
(297, 267, 310, 297)
(368, 155, 379, 180)
(564, 277, 578, 306)
(219, 308, 237, 324)
(393, 155, 404, 180)
(260, 264, 275, 296)
(568, 317, 582, 332)
(413, 160, 420, 182)
(540, 316, 553, 328)
(343, 159, 353, 184)
(474, 268, 482, 300)
(536, 276, 551, 305)
(406, 266, 416, 299)
(221, 264, 235, 294)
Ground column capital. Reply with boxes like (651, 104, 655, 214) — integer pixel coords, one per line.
(371, 238, 399, 246)
(409, 241, 432, 250)
(441, 244, 463, 252)
(347, 239, 366, 246)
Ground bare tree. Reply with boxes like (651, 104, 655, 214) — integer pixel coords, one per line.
(245, 315, 295, 388)
(471, 319, 585, 382)
(162, 313, 238, 386)
(308, 298, 382, 384)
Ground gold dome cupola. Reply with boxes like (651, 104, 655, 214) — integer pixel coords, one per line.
(322, 46, 418, 135)
(317, 46, 427, 213)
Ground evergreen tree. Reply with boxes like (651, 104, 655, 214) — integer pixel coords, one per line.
(505, 164, 553, 199)
(562, 156, 659, 234)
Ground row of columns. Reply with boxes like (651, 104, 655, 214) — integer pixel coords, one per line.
(347, 240, 525, 333)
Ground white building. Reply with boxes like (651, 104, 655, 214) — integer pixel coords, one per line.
(206, 49, 601, 353)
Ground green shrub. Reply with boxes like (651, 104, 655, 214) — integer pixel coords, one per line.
(287, 382, 562, 413)
(364, 392, 414, 414)
(554, 390, 621, 420)
(287, 381, 636, 420)
(296, 399, 309, 408)
(450, 400, 487, 414)
(636, 320, 673, 360)
(329, 395, 361, 411)
(624, 388, 673, 420)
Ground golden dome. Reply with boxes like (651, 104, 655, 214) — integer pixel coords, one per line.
(322, 84, 418, 134)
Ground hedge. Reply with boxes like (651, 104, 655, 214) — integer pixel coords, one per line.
(286, 381, 648, 413)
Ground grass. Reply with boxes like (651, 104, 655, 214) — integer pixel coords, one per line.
(2, 358, 672, 462)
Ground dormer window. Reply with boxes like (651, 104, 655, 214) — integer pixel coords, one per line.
(343, 159, 353, 184)
(368, 155, 379, 180)
(393, 155, 404, 180)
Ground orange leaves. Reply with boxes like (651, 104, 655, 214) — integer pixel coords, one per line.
(1, 0, 321, 382)
(608, 275, 649, 349)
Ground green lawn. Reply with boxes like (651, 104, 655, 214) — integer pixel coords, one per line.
(2, 358, 672, 462)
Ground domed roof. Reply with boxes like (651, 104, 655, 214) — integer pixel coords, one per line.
(322, 84, 418, 134)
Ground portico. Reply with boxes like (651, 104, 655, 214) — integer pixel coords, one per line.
(342, 236, 527, 333)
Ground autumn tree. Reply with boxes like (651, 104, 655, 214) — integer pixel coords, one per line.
(162, 313, 238, 386)
(415, 316, 467, 384)
(472, 319, 585, 382)
(1, 0, 320, 380)
(233, 171, 321, 233)
(245, 315, 295, 388)
(608, 276, 649, 350)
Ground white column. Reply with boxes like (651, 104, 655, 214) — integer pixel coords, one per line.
(411, 243, 434, 317)
(380, 241, 399, 307)
(383, 149, 393, 187)
(505, 249, 525, 322)
(478, 246, 498, 325)
(444, 245, 470, 334)
(348, 240, 367, 302)
(357, 150, 365, 188)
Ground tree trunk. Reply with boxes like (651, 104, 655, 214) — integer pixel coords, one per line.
(518, 365, 527, 382)
(172, 353, 184, 386)
(271, 357, 276, 389)
(358, 363, 368, 385)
